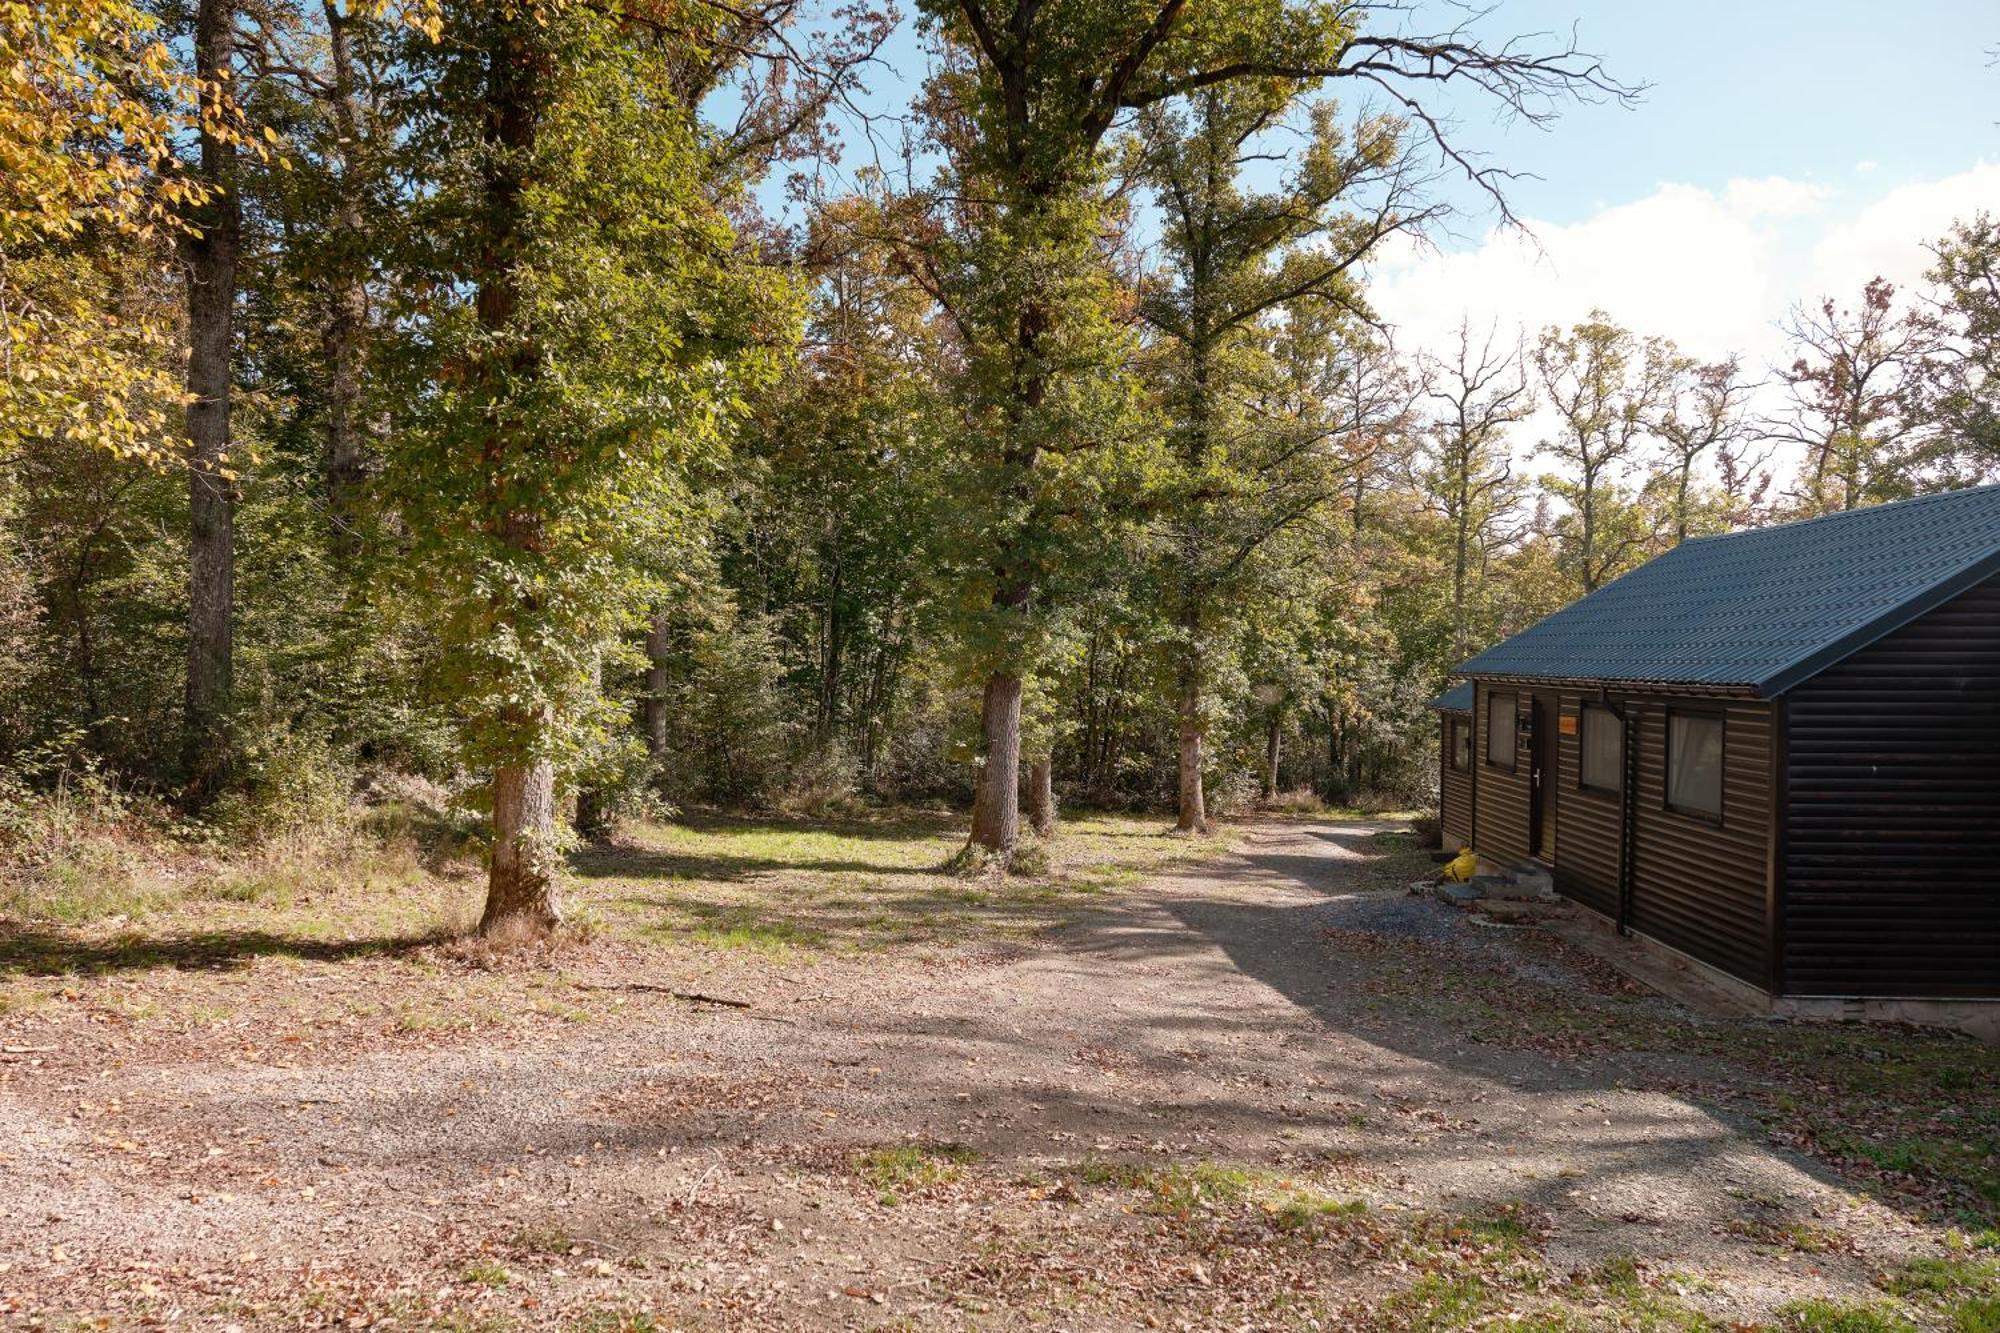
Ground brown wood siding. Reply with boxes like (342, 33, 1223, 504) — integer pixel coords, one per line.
(1782, 574, 2000, 998)
(1553, 692, 1619, 918)
(1440, 715, 1473, 850)
(1472, 683, 1531, 864)
(1624, 698, 1774, 987)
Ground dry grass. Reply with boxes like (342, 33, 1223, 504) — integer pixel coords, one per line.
(0, 806, 1230, 1034)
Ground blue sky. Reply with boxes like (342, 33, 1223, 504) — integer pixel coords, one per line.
(825, 0, 1998, 229)
(1420, 0, 1997, 227)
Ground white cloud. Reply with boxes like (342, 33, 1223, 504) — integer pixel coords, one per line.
(1723, 176, 1832, 219)
(1365, 164, 2000, 481)
(1808, 162, 2000, 298)
(1367, 176, 1805, 370)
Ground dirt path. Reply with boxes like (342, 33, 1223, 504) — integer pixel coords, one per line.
(0, 818, 1968, 1329)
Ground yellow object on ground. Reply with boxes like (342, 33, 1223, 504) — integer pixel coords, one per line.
(1442, 847, 1477, 882)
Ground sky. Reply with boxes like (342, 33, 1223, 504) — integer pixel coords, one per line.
(811, 1, 2000, 475)
(1359, 1, 2000, 397)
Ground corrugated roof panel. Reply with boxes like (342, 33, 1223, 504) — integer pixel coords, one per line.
(1456, 484, 2000, 694)
(1428, 682, 1474, 712)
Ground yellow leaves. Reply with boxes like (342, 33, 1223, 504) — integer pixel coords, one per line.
(2, 0, 204, 462)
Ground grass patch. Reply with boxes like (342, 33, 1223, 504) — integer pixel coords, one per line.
(1878, 1255, 2000, 1332)
(854, 1141, 982, 1204)
(1064, 1156, 1369, 1237)
(508, 1223, 576, 1255)
(1141, 1161, 1257, 1215)
(1383, 1273, 1493, 1331)
(1772, 1298, 1914, 1332)
(460, 1259, 511, 1288)
(1723, 1216, 1852, 1254)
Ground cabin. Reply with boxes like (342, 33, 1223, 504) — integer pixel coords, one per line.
(1429, 682, 1474, 851)
(1435, 484, 2000, 1034)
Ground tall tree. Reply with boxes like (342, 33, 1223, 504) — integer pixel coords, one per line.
(180, 0, 244, 794)
(913, 0, 1627, 863)
(1414, 320, 1529, 658)
(1651, 352, 1751, 542)
(1534, 312, 1671, 593)
(1907, 213, 2000, 480)
(1137, 88, 1415, 832)
(383, 2, 801, 936)
(1768, 279, 1936, 515)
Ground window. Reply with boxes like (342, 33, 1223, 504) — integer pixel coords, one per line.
(1666, 712, 1725, 820)
(1486, 694, 1517, 770)
(1450, 719, 1471, 771)
(1579, 706, 1623, 792)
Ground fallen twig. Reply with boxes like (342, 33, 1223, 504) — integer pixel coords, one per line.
(573, 982, 753, 1009)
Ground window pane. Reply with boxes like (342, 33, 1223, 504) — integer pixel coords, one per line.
(1668, 714, 1724, 817)
(1453, 721, 1471, 771)
(1486, 695, 1515, 768)
(1580, 707, 1622, 791)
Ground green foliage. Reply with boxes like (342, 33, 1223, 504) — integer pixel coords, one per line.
(379, 2, 799, 791)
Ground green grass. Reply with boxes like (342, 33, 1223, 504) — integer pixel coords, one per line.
(460, 1259, 511, 1288)
(576, 809, 1228, 958)
(1772, 1298, 1915, 1332)
(1877, 1254, 2000, 1332)
(1383, 1273, 1494, 1331)
(854, 1142, 982, 1204)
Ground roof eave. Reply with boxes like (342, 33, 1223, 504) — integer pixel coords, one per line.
(1455, 672, 1761, 699)
(1760, 546, 2000, 696)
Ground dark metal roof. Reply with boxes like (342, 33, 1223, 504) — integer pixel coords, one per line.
(1456, 484, 2000, 697)
(1427, 682, 1474, 712)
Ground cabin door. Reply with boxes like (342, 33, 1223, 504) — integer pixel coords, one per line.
(1528, 694, 1558, 862)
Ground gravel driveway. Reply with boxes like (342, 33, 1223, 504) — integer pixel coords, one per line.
(0, 818, 1971, 1328)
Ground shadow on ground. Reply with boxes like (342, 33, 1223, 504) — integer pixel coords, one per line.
(0, 926, 449, 976)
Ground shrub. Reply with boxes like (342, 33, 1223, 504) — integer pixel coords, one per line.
(1262, 787, 1327, 815)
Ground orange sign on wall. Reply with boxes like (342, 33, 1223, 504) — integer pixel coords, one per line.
(1558, 714, 1578, 737)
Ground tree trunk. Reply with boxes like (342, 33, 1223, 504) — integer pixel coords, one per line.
(474, 11, 559, 937)
(1261, 710, 1281, 802)
(483, 752, 561, 938)
(1175, 680, 1207, 834)
(642, 608, 669, 759)
(965, 671, 1023, 862)
(1026, 754, 1055, 838)
(573, 786, 609, 843)
(321, 0, 370, 557)
(181, 0, 240, 797)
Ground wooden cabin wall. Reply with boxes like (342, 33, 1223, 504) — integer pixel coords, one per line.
(1471, 683, 1531, 864)
(1478, 682, 1773, 987)
(1553, 693, 1619, 919)
(1783, 573, 2000, 998)
(1544, 692, 1773, 987)
(1624, 698, 1773, 987)
(1439, 714, 1473, 850)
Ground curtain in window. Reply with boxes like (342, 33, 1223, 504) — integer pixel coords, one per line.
(1486, 696, 1515, 767)
(1667, 714, 1724, 815)
(1581, 708, 1622, 790)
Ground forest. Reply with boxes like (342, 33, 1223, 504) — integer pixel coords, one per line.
(14, 3, 2000, 1329)
(6, 0, 1998, 940)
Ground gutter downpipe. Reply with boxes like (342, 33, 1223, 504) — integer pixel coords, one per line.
(1601, 688, 1639, 937)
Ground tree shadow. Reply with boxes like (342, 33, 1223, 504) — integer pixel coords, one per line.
(0, 925, 450, 977)
(570, 847, 938, 883)
(1138, 858, 2000, 1232)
